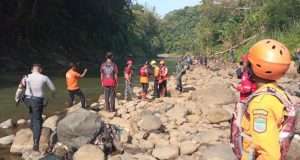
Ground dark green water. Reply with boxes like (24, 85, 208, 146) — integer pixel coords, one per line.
(0, 58, 176, 123)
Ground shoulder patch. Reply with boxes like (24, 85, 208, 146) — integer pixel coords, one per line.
(252, 109, 268, 116)
(253, 116, 267, 133)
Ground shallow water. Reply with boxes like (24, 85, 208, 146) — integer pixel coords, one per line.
(0, 58, 177, 124)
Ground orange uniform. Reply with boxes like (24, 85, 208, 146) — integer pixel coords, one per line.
(66, 69, 81, 90)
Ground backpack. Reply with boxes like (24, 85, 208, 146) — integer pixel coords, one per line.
(231, 87, 299, 160)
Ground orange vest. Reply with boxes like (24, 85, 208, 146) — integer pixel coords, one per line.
(140, 66, 149, 84)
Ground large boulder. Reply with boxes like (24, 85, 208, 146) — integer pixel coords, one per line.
(192, 85, 236, 106)
(152, 144, 179, 160)
(138, 114, 162, 132)
(57, 108, 102, 149)
(180, 141, 198, 155)
(110, 117, 133, 135)
(0, 119, 13, 128)
(201, 143, 236, 160)
(166, 105, 189, 120)
(73, 144, 105, 160)
(207, 108, 232, 123)
(43, 115, 59, 131)
(10, 128, 52, 153)
(287, 136, 300, 160)
(0, 134, 15, 145)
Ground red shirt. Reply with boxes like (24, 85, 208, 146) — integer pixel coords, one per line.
(124, 67, 133, 81)
(100, 61, 118, 86)
(235, 71, 256, 101)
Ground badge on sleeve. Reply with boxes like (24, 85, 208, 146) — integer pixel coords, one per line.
(253, 116, 267, 133)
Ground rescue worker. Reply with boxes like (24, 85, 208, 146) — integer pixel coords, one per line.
(124, 60, 133, 101)
(100, 52, 118, 112)
(139, 61, 150, 101)
(159, 60, 168, 97)
(230, 55, 256, 158)
(150, 60, 160, 98)
(15, 64, 56, 151)
(231, 55, 256, 125)
(66, 63, 88, 108)
(237, 39, 297, 160)
(175, 58, 188, 92)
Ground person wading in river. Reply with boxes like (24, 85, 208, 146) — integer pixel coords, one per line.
(100, 52, 118, 112)
(159, 60, 168, 97)
(232, 39, 298, 160)
(66, 63, 87, 108)
(15, 64, 56, 151)
(124, 60, 133, 101)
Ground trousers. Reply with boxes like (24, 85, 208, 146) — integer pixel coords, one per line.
(104, 86, 116, 111)
(68, 89, 86, 108)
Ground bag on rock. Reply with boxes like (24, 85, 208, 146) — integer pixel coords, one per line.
(57, 108, 102, 149)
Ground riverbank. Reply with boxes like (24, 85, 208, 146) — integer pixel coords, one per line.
(1, 61, 300, 160)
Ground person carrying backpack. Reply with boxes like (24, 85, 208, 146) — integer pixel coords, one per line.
(231, 39, 298, 160)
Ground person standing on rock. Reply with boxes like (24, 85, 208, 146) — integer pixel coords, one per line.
(233, 39, 298, 160)
(159, 60, 168, 97)
(150, 60, 160, 98)
(124, 60, 133, 101)
(175, 58, 189, 93)
(66, 63, 88, 108)
(230, 48, 235, 63)
(15, 64, 56, 151)
(140, 61, 150, 101)
(100, 52, 118, 112)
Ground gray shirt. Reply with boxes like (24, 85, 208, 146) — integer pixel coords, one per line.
(23, 72, 56, 98)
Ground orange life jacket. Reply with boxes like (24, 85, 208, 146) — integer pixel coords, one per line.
(140, 66, 149, 84)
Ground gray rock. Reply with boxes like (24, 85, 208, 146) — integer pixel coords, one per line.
(192, 85, 236, 106)
(152, 145, 179, 159)
(207, 108, 232, 123)
(73, 144, 105, 160)
(22, 150, 43, 160)
(43, 115, 59, 131)
(138, 114, 162, 132)
(202, 143, 236, 160)
(10, 128, 52, 154)
(287, 136, 300, 160)
(98, 110, 116, 119)
(0, 134, 15, 145)
(166, 106, 189, 120)
(17, 119, 26, 125)
(180, 141, 199, 155)
(121, 152, 137, 160)
(192, 132, 219, 144)
(0, 119, 13, 128)
(57, 108, 102, 149)
(123, 143, 141, 154)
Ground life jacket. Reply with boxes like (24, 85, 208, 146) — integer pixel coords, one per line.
(140, 66, 149, 84)
(160, 66, 168, 81)
(231, 87, 298, 160)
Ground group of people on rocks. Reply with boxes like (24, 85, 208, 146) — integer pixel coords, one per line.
(14, 51, 191, 152)
(230, 39, 298, 160)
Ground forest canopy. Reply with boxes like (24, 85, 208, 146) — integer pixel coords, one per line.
(0, 0, 162, 69)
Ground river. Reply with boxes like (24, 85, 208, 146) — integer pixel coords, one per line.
(0, 58, 177, 123)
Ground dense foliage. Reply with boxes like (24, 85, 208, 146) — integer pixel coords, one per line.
(0, 0, 161, 70)
(159, 0, 300, 59)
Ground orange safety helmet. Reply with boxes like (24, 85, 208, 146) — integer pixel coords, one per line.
(248, 39, 291, 80)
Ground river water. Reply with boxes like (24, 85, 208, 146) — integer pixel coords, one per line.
(0, 58, 176, 123)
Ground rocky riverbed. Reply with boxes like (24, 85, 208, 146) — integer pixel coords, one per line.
(2, 61, 300, 160)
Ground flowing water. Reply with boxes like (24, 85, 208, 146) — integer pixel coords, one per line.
(0, 58, 177, 160)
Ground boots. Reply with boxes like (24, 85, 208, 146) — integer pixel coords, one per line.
(33, 139, 39, 151)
